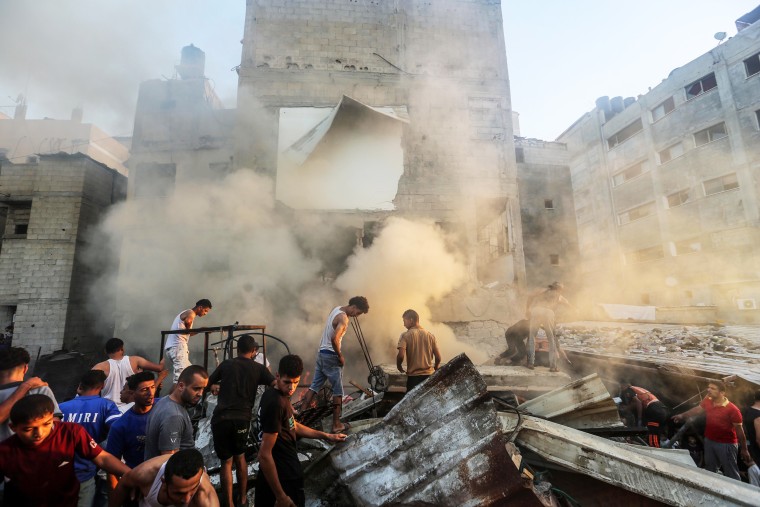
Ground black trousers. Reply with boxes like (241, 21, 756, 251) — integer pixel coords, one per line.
(254, 474, 305, 507)
(406, 375, 431, 394)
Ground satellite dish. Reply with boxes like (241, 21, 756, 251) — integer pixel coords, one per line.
(714, 32, 727, 42)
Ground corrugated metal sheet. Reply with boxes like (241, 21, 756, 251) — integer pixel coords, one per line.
(317, 354, 542, 506)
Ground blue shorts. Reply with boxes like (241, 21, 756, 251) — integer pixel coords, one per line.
(308, 351, 344, 397)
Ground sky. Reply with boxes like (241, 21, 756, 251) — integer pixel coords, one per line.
(0, 1, 758, 140)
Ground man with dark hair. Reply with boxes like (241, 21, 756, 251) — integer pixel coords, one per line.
(744, 389, 760, 466)
(673, 380, 750, 480)
(525, 282, 574, 372)
(0, 346, 61, 441)
(92, 337, 164, 413)
(619, 380, 669, 447)
(145, 365, 208, 460)
(256, 355, 345, 507)
(60, 369, 122, 506)
(396, 309, 442, 395)
(0, 394, 129, 506)
(208, 334, 275, 507)
(165, 300, 213, 384)
(110, 448, 218, 507)
(107, 371, 158, 469)
(299, 296, 369, 432)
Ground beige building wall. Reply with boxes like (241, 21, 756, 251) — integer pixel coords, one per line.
(236, 0, 525, 326)
(558, 17, 760, 323)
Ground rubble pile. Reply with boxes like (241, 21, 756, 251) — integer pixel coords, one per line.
(557, 324, 760, 361)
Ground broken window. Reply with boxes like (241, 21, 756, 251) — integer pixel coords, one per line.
(549, 254, 560, 265)
(544, 199, 554, 209)
(666, 188, 691, 208)
(745, 52, 760, 78)
(651, 96, 675, 122)
(133, 163, 177, 198)
(685, 73, 717, 100)
(628, 245, 664, 263)
(612, 161, 647, 186)
(703, 173, 739, 196)
(607, 119, 643, 149)
(673, 237, 702, 256)
(618, 201, 655, 225)
(694, 122, 727, 147)
(658, 142, 684, 164)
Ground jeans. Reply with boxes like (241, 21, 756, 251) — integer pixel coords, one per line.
(165, 341, 190, 383)
(308, 351, 344, 397)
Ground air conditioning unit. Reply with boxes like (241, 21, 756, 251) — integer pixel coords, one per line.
(737, 298, 757, 310)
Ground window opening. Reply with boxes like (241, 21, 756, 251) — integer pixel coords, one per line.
(667, 189, 691, 208)
(607, 119, 643, 149)
(694, 122, 727, 146)
(651, 96, 675, 122)
(745, 52, 760, 78)
(685, 73, 717, 99)
(549, 254, 559, 265)
(704, 173, 739, 196)
(544, 199, 554, 209)
(612, 161, 647, 186)
(618, 201, 655, 225)
(658, 142, 684, 164)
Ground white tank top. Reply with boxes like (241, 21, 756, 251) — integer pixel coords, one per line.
(165, 309, 192, 349)
(319, 307, 345, 352)
(102, 356, 135, 412)
(140, 461, 193, 507)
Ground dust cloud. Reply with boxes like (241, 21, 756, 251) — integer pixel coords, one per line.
(86, 172, 481, 380)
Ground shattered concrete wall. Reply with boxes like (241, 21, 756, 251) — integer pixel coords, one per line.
(0, 153, 126, 355)
(237, 0, 525, 323)
(558, 18, 760, 323)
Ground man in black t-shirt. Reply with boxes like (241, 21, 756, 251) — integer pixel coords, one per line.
(209, 335, 276, 507)
(255, 355, 346, 507)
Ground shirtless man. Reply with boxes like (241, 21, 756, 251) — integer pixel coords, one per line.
(92, 338, 164, 412)
(109, 448, 219, 507)
(164, 299, 213, 384)
(298, 296, 369, 432)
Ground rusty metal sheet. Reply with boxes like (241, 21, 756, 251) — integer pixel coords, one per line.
(318, 354, 543, 507)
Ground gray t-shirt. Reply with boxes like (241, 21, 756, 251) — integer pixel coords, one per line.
(144, 396, 194, 460)
(0, 382, 61, 441)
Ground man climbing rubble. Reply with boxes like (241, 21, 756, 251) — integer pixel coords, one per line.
(525, 282, 575, 372)
(619, 380, 669, 447)
(165, 299, 213, 385)
(298, 296, 369, 433)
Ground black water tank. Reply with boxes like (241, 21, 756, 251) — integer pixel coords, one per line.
(178, 44, 206, 80)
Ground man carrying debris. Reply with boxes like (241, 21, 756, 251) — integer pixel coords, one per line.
(619, 380, 669, 447)
(165, 299, 213, 384)
(525, 282, 574, 372)
(256, 355, 346, 507)
(299, 296, 369, 433)
(673, 380, 750, 480)
(208, 334, 275, 507)
(92, 337, 165, 413)
(396, 309, 442, 395)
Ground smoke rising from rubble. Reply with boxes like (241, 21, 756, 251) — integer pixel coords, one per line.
(0, 1, 243, 135)
(86, 173, 478, 379)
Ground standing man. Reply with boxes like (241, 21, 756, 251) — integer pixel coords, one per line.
(106, 371, 158, 469)
(673, 380, 750, 481)
(109, 449, 218, 507)
(0, 394, 129, 507)
(59, 370, 122, 507)
(165, 299, 213, 384)
(92, 337, 164, 413)
(299, 296, 369, 433)
(744, 389, 760, 466)
(144, 365, 208, 460)
(256, 355, 346, 507)
(525, 282, 574, 372)
(619, 380, 669, 447)
(0, 346, 61, 441)
(208, 334, 275, 507)
(396, 309, 442, 395)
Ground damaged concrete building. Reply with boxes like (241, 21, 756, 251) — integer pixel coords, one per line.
(235, 0, 527, 333)
(559, 10, 760, 324)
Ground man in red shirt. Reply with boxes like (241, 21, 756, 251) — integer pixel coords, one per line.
(673, 380, 751, 480)
(0, 394, 130, 506)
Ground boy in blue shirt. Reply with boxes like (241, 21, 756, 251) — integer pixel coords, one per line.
(59, 369, 121, 507)
(106, 371, 156, 469)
